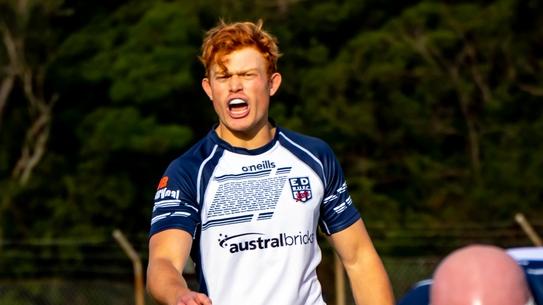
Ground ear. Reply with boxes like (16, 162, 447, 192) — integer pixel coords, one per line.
(269, 72, 282, 96)
(202, 78, 213, 100)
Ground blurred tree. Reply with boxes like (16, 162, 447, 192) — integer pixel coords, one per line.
(280, 0, 543, 228)
(0, 0, 541, 253)
(0, 0, 62, 185)
(0, 0, 67, 241)
(33, 0, 199, 237)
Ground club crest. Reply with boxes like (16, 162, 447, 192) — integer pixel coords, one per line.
(289, 177, 312, 202)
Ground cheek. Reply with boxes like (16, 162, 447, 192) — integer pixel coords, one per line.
(250, 82, 268, 96)
(213, 97, 223, 105)
(210, 86, 228, 101)
(210, 99, 223, 113)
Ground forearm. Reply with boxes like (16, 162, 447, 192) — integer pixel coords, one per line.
(329, 219, 395, 305)
(344, 252, 394, 305)
(147, 258, 191, 305)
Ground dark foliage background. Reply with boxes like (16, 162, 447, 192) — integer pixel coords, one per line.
(1, 0, 541, 264)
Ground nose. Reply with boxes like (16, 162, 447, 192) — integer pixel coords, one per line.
(229, 74, 243, 92)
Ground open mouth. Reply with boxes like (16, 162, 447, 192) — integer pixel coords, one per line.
(228, 98, 249, 118)
(228, 98, 248, 110)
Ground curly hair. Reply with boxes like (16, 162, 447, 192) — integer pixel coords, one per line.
(199, 19, 281, 77)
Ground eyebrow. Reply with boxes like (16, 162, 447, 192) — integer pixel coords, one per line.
(213, 68, 259, 76)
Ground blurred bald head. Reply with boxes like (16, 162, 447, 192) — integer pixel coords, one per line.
(431, 245, 532, 305)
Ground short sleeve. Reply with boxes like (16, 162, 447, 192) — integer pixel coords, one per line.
(149, 159, 201, 238)
(318, 147, 361, 235)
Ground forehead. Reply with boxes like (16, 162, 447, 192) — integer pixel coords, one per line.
(211, 47, 267, 73)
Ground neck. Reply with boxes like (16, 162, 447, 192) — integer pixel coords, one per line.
(216, 121, 275, 149)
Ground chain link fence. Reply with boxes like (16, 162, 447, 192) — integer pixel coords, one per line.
(0, 280, 138, 305)
(0, 257, 437, 305)
(1, 221, 540, 305)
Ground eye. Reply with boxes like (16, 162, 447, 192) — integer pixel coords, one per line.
(242, 72, 257, 79)
(216, 74, 230, 81)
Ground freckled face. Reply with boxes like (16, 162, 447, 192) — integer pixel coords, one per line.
(202, 47, 281, 140)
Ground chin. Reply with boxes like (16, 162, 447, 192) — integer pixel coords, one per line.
(231, 126, 256, 135)
(226, 119, 254, 130)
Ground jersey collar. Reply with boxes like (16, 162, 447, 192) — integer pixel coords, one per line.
(209, 119, 280, 155)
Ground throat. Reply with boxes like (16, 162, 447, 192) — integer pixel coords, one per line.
(216, 122, 275, 149)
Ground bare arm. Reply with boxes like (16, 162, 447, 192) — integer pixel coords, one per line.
(328, 219, 394, 305)
(147, 229, 212, 305)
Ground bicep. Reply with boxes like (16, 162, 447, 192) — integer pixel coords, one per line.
(327, 219, 376, 265)
(148, 229, 193, 272)
(328, 219, 395, 305)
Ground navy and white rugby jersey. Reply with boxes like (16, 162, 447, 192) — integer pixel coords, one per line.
(149, 125, 361, 305)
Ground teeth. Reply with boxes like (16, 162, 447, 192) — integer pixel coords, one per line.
(229, 98, 246, 106)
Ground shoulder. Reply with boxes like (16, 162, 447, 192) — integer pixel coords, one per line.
(277, 127, 334, 158)
(165, 132, 222, 178)
(397, 279, 431, 305)
(507, 247, 543, 261)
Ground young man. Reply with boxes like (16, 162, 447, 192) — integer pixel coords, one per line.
(146, 20, 394, 305)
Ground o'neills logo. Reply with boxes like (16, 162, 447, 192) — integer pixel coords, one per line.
(241, 160, 275, 172)
(218, 231, 315, 254)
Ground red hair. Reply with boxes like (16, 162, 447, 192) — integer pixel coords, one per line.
(199, 20, 281, 77)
